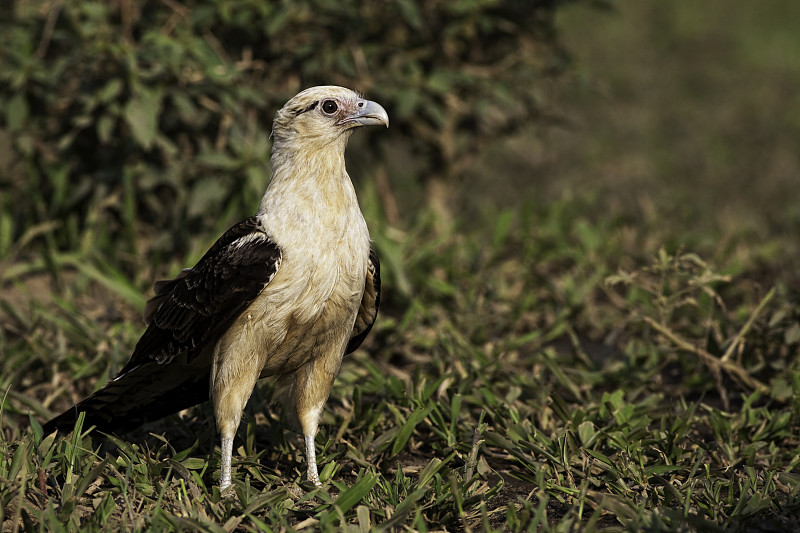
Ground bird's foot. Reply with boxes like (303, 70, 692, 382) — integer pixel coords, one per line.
(307, 467, 322, 487)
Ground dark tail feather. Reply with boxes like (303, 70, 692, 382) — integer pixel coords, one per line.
(42, 362, 211, 435)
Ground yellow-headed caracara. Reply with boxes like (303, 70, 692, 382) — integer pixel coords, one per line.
(43, 86, 387, 490)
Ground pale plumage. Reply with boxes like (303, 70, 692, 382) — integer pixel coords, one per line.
(43, 86, 387, 490)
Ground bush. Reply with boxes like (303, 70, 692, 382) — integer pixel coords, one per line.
(0, 0, 594, 267)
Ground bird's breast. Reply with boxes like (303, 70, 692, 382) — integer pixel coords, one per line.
(226, 208, 369, 377)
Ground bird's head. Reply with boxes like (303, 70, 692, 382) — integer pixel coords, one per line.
(271, 86, 389, 154)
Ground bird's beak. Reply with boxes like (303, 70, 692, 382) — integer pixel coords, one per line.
(346, 100, 389, 128)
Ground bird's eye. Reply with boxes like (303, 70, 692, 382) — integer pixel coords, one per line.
(321, 100, 338, 114)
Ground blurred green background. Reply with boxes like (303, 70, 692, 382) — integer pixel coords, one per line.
(548, 1, 800, 256)
(473, 1, 800, 264)
(2, 0, 798, 294)
(0, 0, 573, 277)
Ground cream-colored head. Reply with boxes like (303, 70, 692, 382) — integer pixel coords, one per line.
(271, 86, 388, 157)
(260, 86, 389, 216)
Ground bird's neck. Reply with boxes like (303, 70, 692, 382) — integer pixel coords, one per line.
(259, 140, 352, 212)
(255, 139, 368, 254)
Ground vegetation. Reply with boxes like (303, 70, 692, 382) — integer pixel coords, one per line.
(0, 0, 575, 252)
(2, 1, 800, 531)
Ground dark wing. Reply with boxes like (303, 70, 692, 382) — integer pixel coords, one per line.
(122, 216, 282, 373)
(41, 357, 214, 435)
(42, 216, 282, 434)
(345, 248, 381, 355)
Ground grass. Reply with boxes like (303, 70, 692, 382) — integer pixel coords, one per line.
(3, 196, 800, 531)
(3, 1, 800, 531)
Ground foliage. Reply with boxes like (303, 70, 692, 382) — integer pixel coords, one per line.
(0, 0, 583, 269)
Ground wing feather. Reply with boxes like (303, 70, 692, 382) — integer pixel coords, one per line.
(43, 216, 282, 434)
(345, 248, 381, 355)
(122, 216, 282, 373)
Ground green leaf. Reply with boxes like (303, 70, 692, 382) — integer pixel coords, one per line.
(492, 209, 516, 248)
(392, 404, 434, 456)
(97, 79, 124, 103)
(645, 464, 683, 476)
(181, 458, 207, 470)
(96, 113, 117, 144)
(29, 413, 43, 444)
(378, 487, 428, 530)
(6, 92, 29, 131)
(9, 439, 29, 480)
(577, 421, 596, 446)
(334, 472, 378, 514)
(394, 0, 422, 30)
(784, 323, 800, 345)
(415, 455, 451, 489)
(124, 86, 163, 150)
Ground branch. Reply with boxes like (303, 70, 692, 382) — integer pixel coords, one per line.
(642, 315, 768, 395)
(721, 287, 775, 363)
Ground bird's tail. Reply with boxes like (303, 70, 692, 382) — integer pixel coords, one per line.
(42, 362, 211, 436)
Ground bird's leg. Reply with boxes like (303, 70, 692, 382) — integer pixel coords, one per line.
(219, 436, 234, 490)
(294, 356, 340, 487)
(212, 345, 263, 491)
(305, 434, 321, 486)
(296, 401, 324, 487)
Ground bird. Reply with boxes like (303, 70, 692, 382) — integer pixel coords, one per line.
(42, 86, 387, 490)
